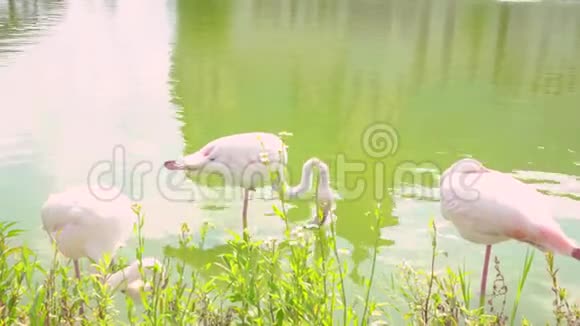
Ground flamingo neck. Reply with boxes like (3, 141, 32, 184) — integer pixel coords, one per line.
(106, 266, 137, 291)
(283, 158, 322, 199)
(315, 160, 334, 225)
(316, 160, 330, 191)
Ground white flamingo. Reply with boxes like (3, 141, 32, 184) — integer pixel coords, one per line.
(439, 158, 580, 304)
(41, 186, 138, 280)
(105, 257, 166, 302)
(163, 132, 336, 233)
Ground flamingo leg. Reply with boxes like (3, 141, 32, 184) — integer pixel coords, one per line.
(242, 188, 250, 241)
(479, 245, 492, 308)
(74, 259, 81, 279)
(74, 259, 85, 316)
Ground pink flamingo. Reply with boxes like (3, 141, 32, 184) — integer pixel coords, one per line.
(439, 158, 580, 305)
(163, 132, 335, 234)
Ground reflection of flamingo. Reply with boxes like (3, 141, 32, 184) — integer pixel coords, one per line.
(164, 132, 336, 234)
(41, 186, 137, 280)
(439, 158, 580, 304)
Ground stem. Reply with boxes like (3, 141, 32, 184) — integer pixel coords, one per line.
(424, 219, 438, 324)
(510, 248, 534, 326)
(361, 205, 382, 325)
(73, 259, 85, 316)
(314, 172, 329, 318)
(330, 216, 347, 325)
(318, 228, 328, 313)
(242, 189, 250, 242)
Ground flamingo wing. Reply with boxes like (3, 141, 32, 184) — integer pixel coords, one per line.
(41, 186, 136, 261)
(441, 170, 549, 243)
(441, 169, 579, 257)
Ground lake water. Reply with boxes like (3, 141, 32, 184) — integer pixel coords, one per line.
(1, 0, 580, 323)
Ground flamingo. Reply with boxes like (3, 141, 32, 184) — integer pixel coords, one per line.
(105, 257, 166, 302)
(439, 158, 580, 305)
(41, 185, 138, 280)
(163, 132, 336, 234)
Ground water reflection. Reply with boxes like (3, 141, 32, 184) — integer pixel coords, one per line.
(167, 1, 580, 317)
(0, 0, 576, 321)
(0, 0, 66, 64)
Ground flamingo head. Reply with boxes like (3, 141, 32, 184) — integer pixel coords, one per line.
(164, 144, 217, 171)
(448, 158, 490, 174)
(440, 158, 490, 188)
(107, 257, 166, 302)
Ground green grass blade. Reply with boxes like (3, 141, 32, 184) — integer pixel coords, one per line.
(509, 248, 535, 326)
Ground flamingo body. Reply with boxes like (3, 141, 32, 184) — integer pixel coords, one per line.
(164, 132, 337, 231)
(41, 186, 137, 262)
(165, 132, 288, 191)
(440, 158, 580, 305)
(440, 158, 580, 259)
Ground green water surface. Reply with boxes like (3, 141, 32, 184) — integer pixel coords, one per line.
(1, 0, 579, 323)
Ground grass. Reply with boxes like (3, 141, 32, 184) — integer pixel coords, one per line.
(1, 204, 579, 326)
(509, 248, 534, 326)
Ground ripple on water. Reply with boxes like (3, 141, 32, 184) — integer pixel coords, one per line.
(0, 132, 37, 168)
(0, 0, 67, 66)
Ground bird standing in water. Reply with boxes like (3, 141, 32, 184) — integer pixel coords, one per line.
(164, 132, 337, 236)
(439, 158, 580, 305)
(41, 186, 137, 280)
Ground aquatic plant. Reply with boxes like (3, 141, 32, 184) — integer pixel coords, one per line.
(0, 198, 577, 325)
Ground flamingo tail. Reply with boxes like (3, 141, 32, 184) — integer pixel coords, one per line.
(507, 225, 580, 261)
(537, 226, 580, 260)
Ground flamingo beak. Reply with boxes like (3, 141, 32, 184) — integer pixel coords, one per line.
(164, 160, 185, 170)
